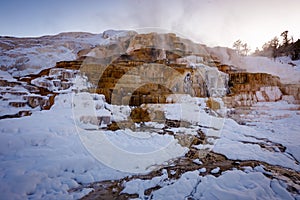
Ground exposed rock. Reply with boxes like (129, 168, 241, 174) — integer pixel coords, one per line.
(281, 84, 300, 100)
(229, 72, 281, 93)
(24, 95, 48, 109)
(59, 33, 231, 106)
(80, 60, 228, 105)
(206, 97, 221, 110)
(8, 101, 27, 107)
(30, 67, 78, 92)
(95, 61, 212, 105)
(225, 72, 283, 107)
(0, 79, 20, 87)
(174, 134, 199, 148)
(165, 119, 181, 128)
(55, 60, 82, 70)
(130, 107, 151, 123)
(231, 92, 258, 107)
(0, 110, 32, 120)
(0, 31, 137, 77)
(126, 32, 208, 56)
(256, 86, 282, 102)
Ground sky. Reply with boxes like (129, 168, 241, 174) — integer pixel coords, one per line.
(0, 0, 299, 50)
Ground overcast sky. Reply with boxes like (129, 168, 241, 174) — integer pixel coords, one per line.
(0, 0, 299, 50)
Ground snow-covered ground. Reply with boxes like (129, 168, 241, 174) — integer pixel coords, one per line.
(0, 94, 121, 199)
(228, 101, 300, 164)
(123, 169, 295, 200)
(119, 99, 300, 200)
(1, 91, 299, 199)
(214, 104, 300, 171)
(0, 31, 299, 199)
(0, 92, 189, 199)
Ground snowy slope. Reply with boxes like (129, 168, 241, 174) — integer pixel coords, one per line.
(242, 56, 300, 84)
(0, 30, 136, 77)
(208, 46, 300, 84)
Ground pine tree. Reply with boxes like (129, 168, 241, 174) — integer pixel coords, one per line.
(280, 30, 291, 47)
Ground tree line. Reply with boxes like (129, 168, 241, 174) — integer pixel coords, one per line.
(233, 31, 300, 60)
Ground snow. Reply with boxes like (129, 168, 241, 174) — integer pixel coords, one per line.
(3, 45, 77, 77)
(0, 30, 136, 77)
(210, 167, 220, 174)
(176, 55, 204, 64)
(163, 98, 300, 172)
(208, 47, 300, 84)
(245, 101, 300, 163)
(164, 100, 225, 130)
(241, 56, 300, 84)
(0, 90, 191, 199)
(213, 117, 300, 171)
(0, 70, 17, 82)
(0, 94, 133, 199)
(72, 92, 189, 173)
(277, 56, 300, 72)
(121, 94, 300, 198)
(1, 31, 300, 199)
(199, 168, 207, 173)
(146, 170, 295, 200)
(78, 127, 188, 173)
(0, 80, 33, 117)
(192, 63, 229, 97)
(121, 169, 169, 198)
(193, 158, 203, 165)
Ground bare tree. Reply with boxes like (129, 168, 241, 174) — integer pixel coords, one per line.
(261, 37, 279, 59)
(270, 37, 279, 59)
(241, 43, 250, 56)
(233, 40, 242, 54)
(270, 37, 279, 49)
